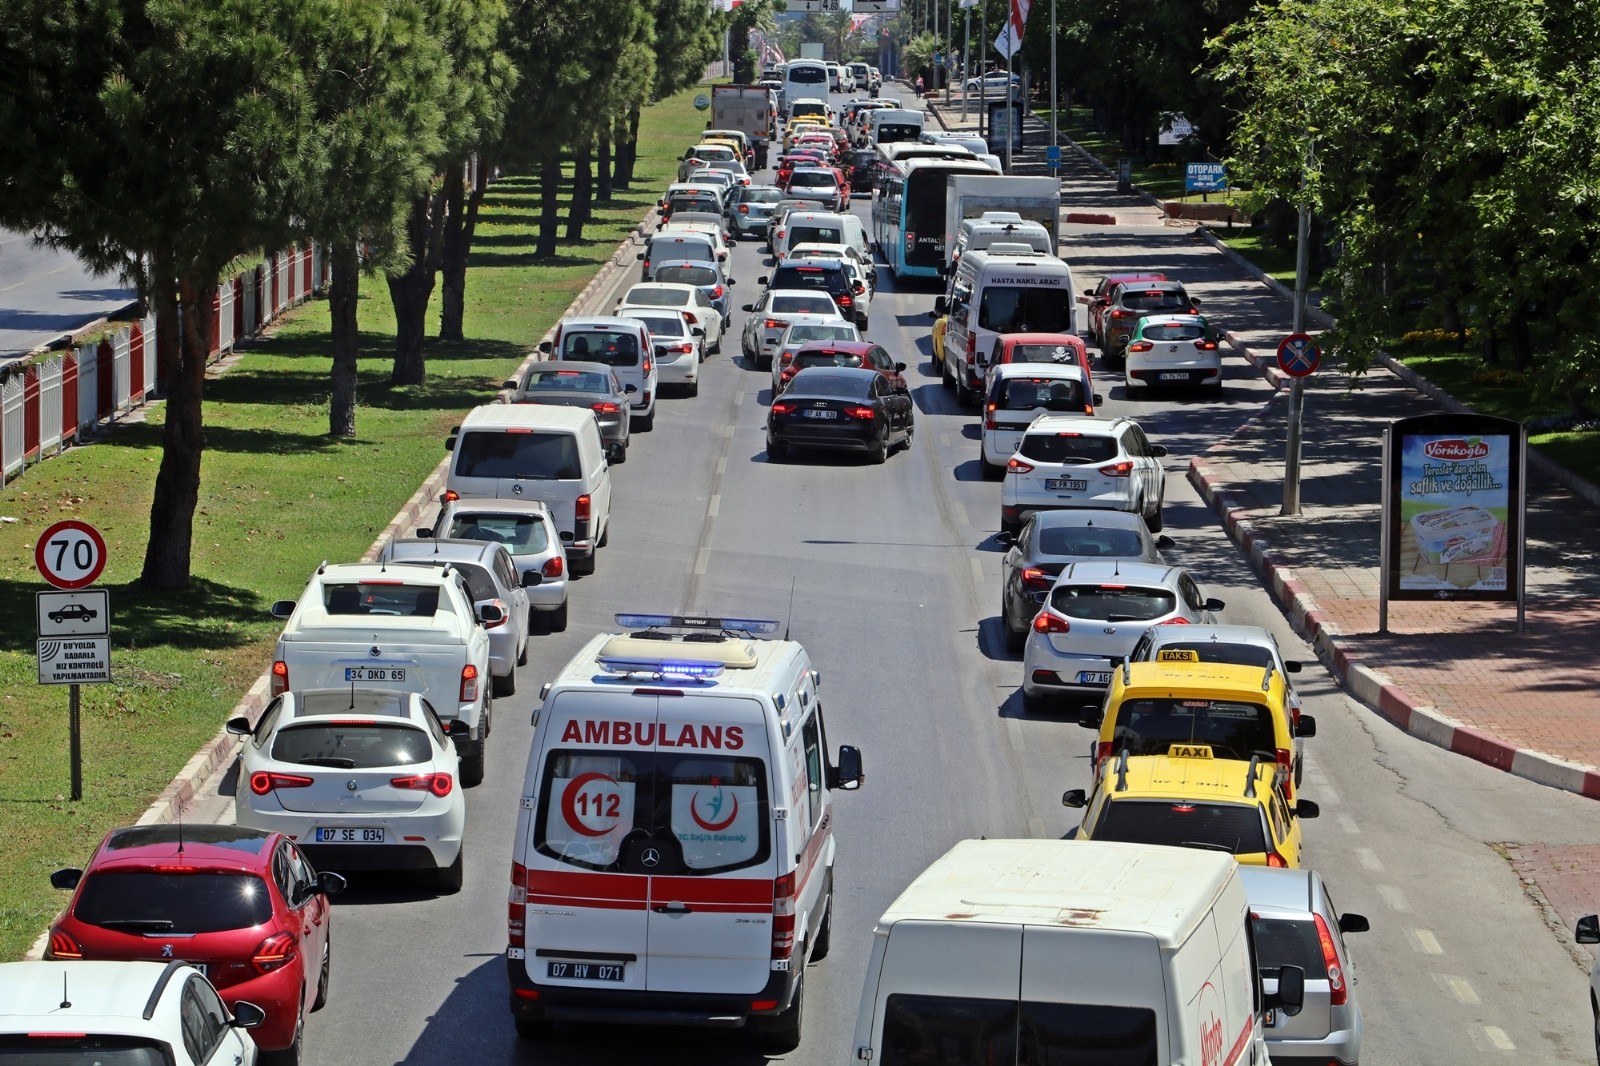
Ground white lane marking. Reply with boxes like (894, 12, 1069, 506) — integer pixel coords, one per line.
(1410, 928, 1443, 956)
(969, 556, 985, 590)
(1006, 717, 1024, 753)
(724, 424, 735, 439)
(716, 456, 727, 475)
(1317, 783, 1341, 805)
(694, 548, 711, 575)
(1376, 884, 1409, 912)
(1354, 847, 1383, 872)
(1483, 1026, 1514, 1051)
(942, 432, 955, 448)
(1027, 816, 1046, 838)
(1447, 977, 1480, 1005)
(1336, 814, 1360, 834)
(951, 499, 970, 527)
(734, 391, 744, 407)
(708, 494, 720, 518)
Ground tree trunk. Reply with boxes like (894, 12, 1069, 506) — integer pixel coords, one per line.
(328, 241, 361, 437)
(617, 107, 641, 189)
(387, 185, 449, 385)
(154, 287, 180, 399)
(538, 153, 562, 258)
(140, 264, 214, 591)
(567, 141, 592, 242)
(597, 132, 613, 202)
(1508, 309, 1533, 372)
(438, 161, 468, 342)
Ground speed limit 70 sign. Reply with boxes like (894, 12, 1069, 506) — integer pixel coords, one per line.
(36, 520, 108, 590)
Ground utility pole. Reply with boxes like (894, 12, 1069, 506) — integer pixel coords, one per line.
(979, 0, 988, 140)
(960, 5, 971, 120)
(1281, 141, 1314, 516)
(1049, 0, 1057, 153)
(945, 0, 953, 104)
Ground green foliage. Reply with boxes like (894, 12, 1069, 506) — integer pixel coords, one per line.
(652, 0, 724, 101)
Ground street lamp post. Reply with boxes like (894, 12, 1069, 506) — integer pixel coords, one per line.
(960, 6, 971, 120)
(1049, 0, 1057, 154)
(945, 0, 953, 105)
(1281, 140, 1314, 516)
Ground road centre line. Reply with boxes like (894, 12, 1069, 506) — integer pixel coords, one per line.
(1446, 976, 1480, 1004)
(1482, 1026, 1514, 1050)
(1410, 928, 1444, 955)
(716, 456, 727, 475)
(1354, 847, 1383, 872)
(1377, 884, 1410, 911)
(969, 556, 984, 590)
(708, 494, 720, 518)
(1336, 813, 1360, 834)
(734, 390, 744, 406)
(693, 547, 711, 575)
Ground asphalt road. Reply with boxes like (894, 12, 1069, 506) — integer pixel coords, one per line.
(0, 228, 137, 361)
(187, 119, 1600, 1065)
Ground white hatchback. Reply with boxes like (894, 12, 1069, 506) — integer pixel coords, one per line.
(424, 498, 570, 633)
(230, 688, 470, 893)
(1124, 313, 1222, 393)
(617, 307, 703, 394)
(1000, 414, 1168, 536)
(771, 317, 861, 391)
(980, 364, 1100, 478)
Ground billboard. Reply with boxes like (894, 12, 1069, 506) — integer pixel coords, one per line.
(1382, 413, 1524, 603)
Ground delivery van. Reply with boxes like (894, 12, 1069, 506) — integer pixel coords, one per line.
(506, 613, 865, 1051)
(850, 838, 1304, 1066)
(934, 245, 1077, 403)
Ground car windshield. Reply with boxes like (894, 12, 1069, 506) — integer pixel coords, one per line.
(272, 722, 432, 769)
(655, 265, 717, 287)
(562, 330, 640, 367)
(784, 324, 856, 345)
(1094, 799, 1268, 857)
(443, 512, 551, 551)
(977, 285, 1073, 332)
(995, 378, 1085, 412)
(0, 1037, 171, 1064)
(1009, 343, 1079, 364)
(1036, 524, 1149, 559)
(1107, 698, 1279, 761)
(1017, 432, 1118, 464)
(788, 171, 836, 188)
(522, 369, 611, 393)
(1121, 289, 1191, 312)
(73, 872, 273, 933)
(321, 581, 441, 616)
(1142, 322, 1207, 341)
(455, 430, 582, 480)
(1049, 584, 1177, 622)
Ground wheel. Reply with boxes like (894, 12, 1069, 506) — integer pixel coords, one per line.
(516, 637, 528, 666)
(434, 846, 464, 894)
(261, 1020, 303, 1066)
(899, 422, 914, 451)
(1591, 993, 1598, 1064)
(638, 408, 655, 431)
(571, 551, 596, 576)
(870, 435, 888, 465)
(956, 376, 975, 407)
(1004, 619, 1026, 655)
(311, 941, 330, 1012)
(598, 523, 609, 548)
(514, 1016, 554, 1041)
(941, 352, 955, 390)
(547, 599, 569, 633)
(767, 437, 788, 461)
(687, 380, 699, 397)
(1144, 499, 1164, 533)
(810, 891, 833, 961)
(460, 739, 485, 788)
(761, 976, 804, 1053)
(492, 668, 515, 698)
(1021, 690, 1052, 714)
(981, 455, 1004, 481)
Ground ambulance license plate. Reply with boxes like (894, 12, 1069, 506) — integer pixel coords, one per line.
(315, 827, 385, 843)
(547, 960, 625, 982)
(1077, 671, 1113, 685)
(1046, 479, 1087, 491)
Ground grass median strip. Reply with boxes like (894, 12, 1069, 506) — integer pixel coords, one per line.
(0, 87, 708, 961)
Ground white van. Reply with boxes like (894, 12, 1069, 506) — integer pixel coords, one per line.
(539, 316, 659, 429)
(776, 209, 869, 264)
(950, 215, 1054, 269)
(782, 60, 830, 116)
(868, 108, 926, 146)
(506, 613, 865, 1051)
(850, 838, 1304, 1066)
(443, 405, 613, 575)
(934, 246, 1076, 403)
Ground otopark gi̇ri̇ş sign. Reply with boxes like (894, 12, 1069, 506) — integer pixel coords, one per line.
(1382, 413, 1525, 603)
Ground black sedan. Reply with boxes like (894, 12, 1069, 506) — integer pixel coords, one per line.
(503, 360, 633, 461)
(844, 148, 877, 193)
(766, 367, 913, 464)
(997, 509, 1173, 652)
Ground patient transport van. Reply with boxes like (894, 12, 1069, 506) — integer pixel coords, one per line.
(506, 613, 864, 1050)
(935, 246, 1077, 404)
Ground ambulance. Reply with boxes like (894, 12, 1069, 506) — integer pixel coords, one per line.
(934, 245, 1077, 405)
(506, 613, 865, 1051)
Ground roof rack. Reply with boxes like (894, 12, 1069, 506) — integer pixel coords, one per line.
(1243, 754, 1261, 798)
(614, 613, 781, 638)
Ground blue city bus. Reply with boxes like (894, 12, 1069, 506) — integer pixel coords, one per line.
(873, 157, 996, 280)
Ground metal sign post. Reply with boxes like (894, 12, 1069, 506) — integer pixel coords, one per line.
(36, 521, 111, 801)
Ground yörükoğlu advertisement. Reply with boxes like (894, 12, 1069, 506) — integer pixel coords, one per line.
(1397, 433, 1510, 591)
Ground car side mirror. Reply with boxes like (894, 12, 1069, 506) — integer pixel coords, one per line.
(1061, 788, 1087, 808)
(926, 310, 940, 321)
(1189, 297, 1202, 308)
(1295, 714, 1317, 739)
(995, 529, 1015, 546)
(1077, 706, 1103, 729)
(1284, 660, 1302, 673)
(894, 362, 906, 372)
(225, 716, 253, 737)
(1339, 913, 1370, 934)
(478, 603, 506, 626)
(538, 340, 552, 354)
(1150, 444, 1169, 458)
(502, 379, 519, 391)
(1204, 598, 1225, 612)
(229, 1001, 267, 1030)
(1579, 915, 1600, 944)
(830, 744, 864, 790)
(521, 571, 543, 588)
(1156, 534, 1175, 549)
(691, 327, 705, 337)
(50, 868, 82, 891)
(606, 443, 625, 462)
(1294, 800, 1320, 819)
(741, 303, 755, 312)
(976, 350, 989, 366)
(1092, 393, 1104, 406)
(727, 277, 736, 286)
(1083, 287, 1095, 297)
(447, 719, 472, 738)
(637, 250, 647, 259)
(444, 434, 456, 451)
(1264, 965, 1305, 1018)
(270, 599, 296, 619)
(315, 871, 347, 896)
(757, 276, 769, 285)
(414, 527, 434, 539)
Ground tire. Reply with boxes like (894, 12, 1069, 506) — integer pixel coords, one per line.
(1021, 690, 1052, 714)
(434, 846, 464, 894)
(516, 637, 528, 666)
(598, 523, 609, 549)
(687, 380, 699, 397)
(767, 437, 788, 462)
(492, 668, 515, 698)
(1004, 621, 1026, 655)
(1144, 499, 1164, 533)
(547, 599, 569, 633)
(941, 352, 955, 390)
(1591, 993, 1598, 1065)
(810, 891, 833, 962)
(571, 551, 596, 576)
(870, 434, 888, 465)
(262, 1020, 303, 1066)
(311, 941, 330, 1012)
(514, 1016, 554, 1041)
(638, 408, 656, 432)
(981, 455, 1004, 481)
(761, 975, 804, 1053)
(460, 739, 485, 788)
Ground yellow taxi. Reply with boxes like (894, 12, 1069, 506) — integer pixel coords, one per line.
(1076, 658, 1312, 801)
(1062, 747, 1317, 867)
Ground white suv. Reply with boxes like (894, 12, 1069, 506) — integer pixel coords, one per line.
(1000, 414, 1167, 536)
(0, 959, 265, 1065)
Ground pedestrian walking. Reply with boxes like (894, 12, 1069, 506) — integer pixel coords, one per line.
(915, 74, 925, 97)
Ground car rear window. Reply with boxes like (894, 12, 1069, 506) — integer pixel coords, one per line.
(322, 581, 441, 616)
(1121, 289, 1191, 312)
(0, 1037, 169, 1065)
(1252, 916, 1330, 979)
(787, 369, 872, 398)
(623, 288, 688, 308)
(1008, 342, 1080, 365)
(272, 722, 433, 769)
(1049, 584, 1177, 621)
(1037, 525, 1148, 559)
(794, 350, 865, 371)
(771, 294, 839, 315)
(769, 266, 844, 294)
(1141, 321, 1207, 341)
(523, 369, 612, 393)
(784, 324, 856, 346)
(388, 559, 496, 601)
(876, 123, 920, 143)
(74, 872, 274, 933)
(977, 285, 1073, 333)
(654, 264, 717, 287)
(1093, 799, 1268, 856)
(788, 171, 836, 188)
(995, 378, 1085, 412)
(1150, 642, 1274, 670)
(443, 513, 550, 552)
(790, 67, 826, 83)
(1107, 699, 1279, 761)
(790, 224, 843, 245)
(631, 315, 686, 339)
(879, 994, 1157, 1066)
(455, 430, 582, 480)
(562, 330, 640, 367)
(741, 187, 783, 204)
(1017, 432, 1118, 464)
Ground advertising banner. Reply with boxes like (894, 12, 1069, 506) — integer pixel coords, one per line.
(1383, 413, 1524, 603)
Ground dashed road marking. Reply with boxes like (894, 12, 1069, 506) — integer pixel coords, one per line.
(1447, 977, 1480, 1005)
(942, 432, 955, 448)
(951, 499, 970, 527)
(724, 424, 735, 439)
(1317, 783, 1341, 805)
(1354, 847, 1383, 872)
(1336, 814, 1360, 834)
(969, 556, 985, 590)
(716, 456, 727, 475)
(708, 494, 720, 518)
(694, 547, 711, 575)
(1410, 928, 1443, 955)
(1483, 1026, 1514, 1050)
(1027, 816, 1046, 838)
(734, 391, 744, 407)
(1377, 884, 1409, 912)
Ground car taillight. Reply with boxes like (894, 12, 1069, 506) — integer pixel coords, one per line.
(576, 493, 591, 521)
(443, 489, 459, 502)
(764, 318, 783, 330)
(905, 231, 915, 256)
(711, 285, 725, 299)
(683, 311, 699, 325)
(591, 402, 618, 414)
(674, 343, 694, 354)
(1112, 309, 1133, 320)
(1032, 612, 1070, 634)
(642, 357, 653, 375)
(1098, 460, 1134, 477)
(1021, 567, 1053, 591)
(1093, 741, 1113, 767)
(252, 931, 298, 975)
(46, 929, 82, 959)
(842, 404, 875, 420)
(1156, 616, 1191, 625)
(1314, 913, 1347, 1004)
(1196, 339, 1218, 350)
(780, 367, 797, 382)
(771, 872, 796, 960)
(270, 659, 288, 696)
(966, 330, 977, 361)
(460, 664, 479, 703)
(1007, 457, 1034, 474)
(541, 556, 564, 578)
(508, 862, 528, 947)
(771, 401, 797, 414)
(1277, 748, 1295, 800)
(482, 598, 509, 629)
(1128, 341, 1154, 353)
(641, 259, 650, 272)
(1266, 851, 1288, 868)
(249, 770, 313, 795)
(837, 294, 852, 308)
(739, 204, 750, 214)
(391, 772, 454, 797)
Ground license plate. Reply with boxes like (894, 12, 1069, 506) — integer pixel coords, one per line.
(344, 667, 405, 682)
(547, 960, 625, 982)
(1077, 671, 1113, 685)
(315, 827, 386, 844)
(154, 961, 205, 976)
(802, 409, 838, 419)
(1159, 371, 1188, 381)
(1046, 478, 1088, 491)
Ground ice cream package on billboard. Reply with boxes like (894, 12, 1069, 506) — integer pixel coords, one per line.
(1408, 504, 1502, 565)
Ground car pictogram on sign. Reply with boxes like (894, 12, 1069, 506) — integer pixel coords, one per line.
(47, 604, 98, 624)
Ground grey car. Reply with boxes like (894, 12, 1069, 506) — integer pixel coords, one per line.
(1239, 866, 1368, 1065)
(422, 499, 570, 633)
(503, 360, 632, 461)
(726, 184, 784, 239)
(997, 509, 1172, 653)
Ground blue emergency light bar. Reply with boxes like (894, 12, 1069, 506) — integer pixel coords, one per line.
(614, 613, 782, 636)
(597, 656, 727, 679)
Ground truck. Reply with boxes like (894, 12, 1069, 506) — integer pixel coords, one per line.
(710, 84, 773, 168)
(944, 173, 1062, 266)
(799, 42, 824, 60)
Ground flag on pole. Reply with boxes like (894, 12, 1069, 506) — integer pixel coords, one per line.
(994, 0, 1029, 56)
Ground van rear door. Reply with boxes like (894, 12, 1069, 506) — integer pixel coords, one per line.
(867, 922, 1022, 1061)
(1020, 926, 1167, 1063)
(644, 693, 775, 993)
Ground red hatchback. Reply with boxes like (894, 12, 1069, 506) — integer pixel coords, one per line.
(1078, 272, 1168, 348)
(778, 341, 907, 394)
(45, 824, 345, 1064)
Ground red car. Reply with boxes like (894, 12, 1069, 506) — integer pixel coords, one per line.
(777, 341, 907, 394)
(776, 150, 828, 187)
(46, 824, 345, 1064)
(1079, 272, 1168, 348)
(984, 332, 1094, 393)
